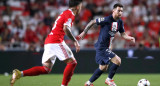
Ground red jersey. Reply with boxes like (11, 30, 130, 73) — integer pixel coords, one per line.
(45, 9, 75, 44)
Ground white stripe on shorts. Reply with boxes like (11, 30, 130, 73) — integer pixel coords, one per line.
(59, 43, 69, 59)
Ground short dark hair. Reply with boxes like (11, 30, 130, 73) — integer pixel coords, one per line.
(113, 3, 123, 9)
(69, 0, 82, 7)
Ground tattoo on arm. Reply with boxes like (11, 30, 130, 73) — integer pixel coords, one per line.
(84, 20, 96, 33)
(64, 26, 76, 42)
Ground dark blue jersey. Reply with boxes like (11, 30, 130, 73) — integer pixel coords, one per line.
(95, 15, 125, 50)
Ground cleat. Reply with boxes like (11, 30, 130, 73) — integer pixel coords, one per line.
(10, 69, 21, 86)
(84, 83, 94, 86)
(105, 79, 117, 86)
(85, 81, 94, 86)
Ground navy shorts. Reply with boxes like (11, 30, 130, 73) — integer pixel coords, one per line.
(95, 48, 116, 65)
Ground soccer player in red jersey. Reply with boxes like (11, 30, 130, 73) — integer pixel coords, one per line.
(10, 0, 82, 86)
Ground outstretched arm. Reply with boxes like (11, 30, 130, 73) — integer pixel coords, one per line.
(78, 19, 97, 39)
(121, 32, 135, 43)
(63, 25, 80, 52)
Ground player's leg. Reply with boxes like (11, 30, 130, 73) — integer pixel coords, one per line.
(22, 45, 58, 76)
(108, 55, 121, 79)
(22, 59, 53, 76)
(105, 55, 121, 86)
(85, 65, 109, 86)
(61, 57, 77, 86)
(89, 65, 108, 82)
(10, 59, 53, 86)
(57, 41, 77, 86)
(10, 44, 56, 86)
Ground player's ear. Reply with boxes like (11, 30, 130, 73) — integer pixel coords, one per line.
(112, 8, 116, 13)
(112, 9, 114, 13)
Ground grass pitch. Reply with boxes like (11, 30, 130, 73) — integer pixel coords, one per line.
(0, 73, 160, 86)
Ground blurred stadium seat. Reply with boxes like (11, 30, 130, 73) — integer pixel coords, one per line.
(0, 0, 159, 51)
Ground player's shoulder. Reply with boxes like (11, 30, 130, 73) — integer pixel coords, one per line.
(61, 9, 74, 18)
(104, 15, 112, 21)
(63, 9, 70, 13)
(97, 16, 109, 22)
(62, 9, 73, 15)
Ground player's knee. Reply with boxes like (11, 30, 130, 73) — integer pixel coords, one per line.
(115, 58, 121, 66)
(72, 60, 77, 66)
(112, 56, 121, 66)
(99, 65, 108, 71)
(67, 60, 77, 66)
(100, 68, 107, 71)
(47, 69, 51, 73)
(43, 66, 51, 73)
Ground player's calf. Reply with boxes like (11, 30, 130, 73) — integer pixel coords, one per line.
(10, 66, 51, 86)
(62, 60, 77, 86)
(22, 66, 51, 76)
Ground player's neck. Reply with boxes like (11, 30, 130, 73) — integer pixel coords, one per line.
(112, 14, 119, 21)
(69, 8, 77, 16)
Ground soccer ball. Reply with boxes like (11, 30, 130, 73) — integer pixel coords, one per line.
(137, 79, 150, 86)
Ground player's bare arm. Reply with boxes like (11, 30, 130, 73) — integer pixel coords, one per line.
(63, 25, 80, 52)
(78, 19, 96, 39)
(120, 32, 135, 43)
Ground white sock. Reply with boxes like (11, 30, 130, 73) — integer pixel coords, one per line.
(107, 77, 112, 80)
(21, 71, 23, 77)
(86, 81, 91, 85)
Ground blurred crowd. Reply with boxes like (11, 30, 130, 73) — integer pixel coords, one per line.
(0, 0, 160, 51)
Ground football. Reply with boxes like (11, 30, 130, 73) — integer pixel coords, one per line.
(137, 79, 150, 86)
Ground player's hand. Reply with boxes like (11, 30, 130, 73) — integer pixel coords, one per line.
(130, 37, 135, 43)
(78, 31, 86, 40)
(74, 41, 80, 53)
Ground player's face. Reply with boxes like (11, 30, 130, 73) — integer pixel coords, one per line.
(113, 7, 123, 18)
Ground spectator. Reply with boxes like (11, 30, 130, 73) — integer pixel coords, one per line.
(0, 0, 159, 50)
(23, 24, 40, 51)
(148, 14, 160, 34)
(43, 11, 53, 27)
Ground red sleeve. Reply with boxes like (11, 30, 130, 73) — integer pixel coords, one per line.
(63, 12, 72, 28)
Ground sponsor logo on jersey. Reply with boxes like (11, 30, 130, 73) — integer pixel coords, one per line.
(98, 18, 105, 23)
(109, 22, 118, 37)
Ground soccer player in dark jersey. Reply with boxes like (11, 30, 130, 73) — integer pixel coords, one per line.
(79, 3, 135, 86)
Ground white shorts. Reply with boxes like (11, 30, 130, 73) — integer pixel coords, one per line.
(42, 41, 74, 64)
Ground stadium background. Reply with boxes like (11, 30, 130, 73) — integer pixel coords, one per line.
(0, 0, 160, 86)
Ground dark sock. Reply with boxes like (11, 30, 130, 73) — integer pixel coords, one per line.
(89, 68, 104, 83)
(108, 63, 119, 79)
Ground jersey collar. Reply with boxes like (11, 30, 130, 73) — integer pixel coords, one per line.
(68, 9, 75, 16)
(111, 15, 121, 22)
(111, 15, 117, 22)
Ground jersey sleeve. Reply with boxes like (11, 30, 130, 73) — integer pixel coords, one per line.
(63, 14, 72, 29)
(96, 17, 108, 25)
(119, 20, 125, 33)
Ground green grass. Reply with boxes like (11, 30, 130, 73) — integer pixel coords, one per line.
(0, 74, 160, 86)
